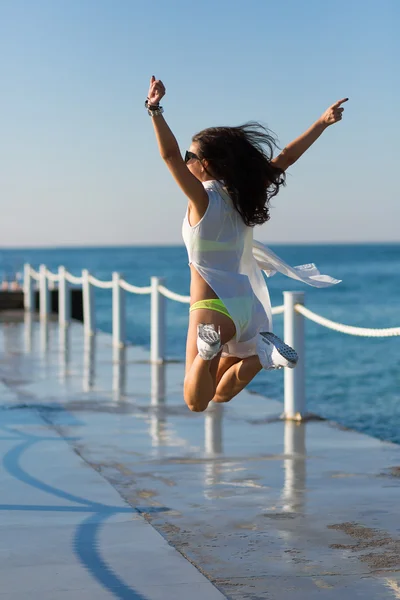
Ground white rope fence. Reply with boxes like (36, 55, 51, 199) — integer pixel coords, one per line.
(158, 285, 190, 303)
(120, 280, 152, 294)
(45, 269, 59, 283)
(23, 263, 399, 421)
(65, 272, 83, 285)
(295, 304, 400, 337)
(29, 269, 40, 282)
(88, 275, 113, 289)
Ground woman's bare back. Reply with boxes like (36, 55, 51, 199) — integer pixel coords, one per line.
(189, 265, 219, 305)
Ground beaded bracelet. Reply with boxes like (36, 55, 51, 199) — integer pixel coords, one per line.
(145, 99, 164, 117)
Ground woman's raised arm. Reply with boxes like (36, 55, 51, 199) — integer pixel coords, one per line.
(147, 76, 208, 211)
(272, 98, 348, 171)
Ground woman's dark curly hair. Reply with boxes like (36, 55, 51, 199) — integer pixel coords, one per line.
(192, 122, 285, 227)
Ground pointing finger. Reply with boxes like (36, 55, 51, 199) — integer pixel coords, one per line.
(333, 97, 349, 108)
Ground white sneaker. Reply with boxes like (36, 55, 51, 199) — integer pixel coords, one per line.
(257, 332, 298, 370)
(197, 324, 221, 360)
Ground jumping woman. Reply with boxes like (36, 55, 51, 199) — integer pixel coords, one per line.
(146, 76, 346, 413)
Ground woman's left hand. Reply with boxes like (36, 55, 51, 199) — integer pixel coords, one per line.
(319, 98, 348, 127)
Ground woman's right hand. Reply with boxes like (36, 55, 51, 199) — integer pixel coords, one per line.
(147, 76, 166, 106)
(318, 98, 348, 127)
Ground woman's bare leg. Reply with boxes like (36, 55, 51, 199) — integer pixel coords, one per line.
(213, 355, 262, 403)
(184, 309, 236, 412)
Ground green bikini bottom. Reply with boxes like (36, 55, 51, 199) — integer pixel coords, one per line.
(189, 299, 234, 322)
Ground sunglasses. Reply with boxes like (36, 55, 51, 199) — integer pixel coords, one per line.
(184, 150, 200, 164)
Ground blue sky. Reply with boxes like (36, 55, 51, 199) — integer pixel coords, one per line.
(0, 0, 398, 246)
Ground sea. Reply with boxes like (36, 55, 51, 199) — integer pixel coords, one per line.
(1, 244, 399, 444)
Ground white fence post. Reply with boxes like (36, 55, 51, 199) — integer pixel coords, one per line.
(283, 291, 306, 420)
(151, 276, 165, 363)
(82, 269, 95, 336)
(205, 403, 223, 455)
(112, 272, 126, 347)
(58, 266, 71, 326)
(39, 264, 50, 319)
(23, 264, 35, 312)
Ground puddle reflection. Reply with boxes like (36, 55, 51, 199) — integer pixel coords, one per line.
(205, 403, 223, 455)
(20, 317, 307, 516)
(39, 316, 49, 355)
(201, 414, 306, 509)
(112, 346, 126, 401)
(83, 334, 96, 392)
(2, 321, 14, 354)
(149, 363, 168, 447)
(24, 312, 33, 353)
(203, 403, 225, 493)
(281, 421, 306, 513)
(151, 362, 166, 406)
(58, 325, 71, 383)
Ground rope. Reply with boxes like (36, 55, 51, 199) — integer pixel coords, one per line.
(25, 263, 398, 338)
(295, 304, 400, 337)
(271, 305, 284, 315)
(88, 275, 113, 290)
(119, 280, 151, 294)
(65, 272, 83, 285)
(45, 269, 60, 283)
(158, 285, 190, 303)
(29, 268, 40, 281)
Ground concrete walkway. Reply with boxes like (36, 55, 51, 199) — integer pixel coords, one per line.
(1, 312, 400, 599)
(0, 314, 226, 599)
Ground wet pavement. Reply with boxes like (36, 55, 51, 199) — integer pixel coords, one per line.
(1, 312, 400, 599)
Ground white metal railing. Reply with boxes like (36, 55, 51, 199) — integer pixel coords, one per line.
(23, 263, 399, 421)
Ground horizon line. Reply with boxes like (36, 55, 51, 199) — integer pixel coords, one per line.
(1, 240, 399, 251)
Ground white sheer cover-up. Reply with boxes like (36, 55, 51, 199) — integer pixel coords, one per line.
(182, 180, 340, 358)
